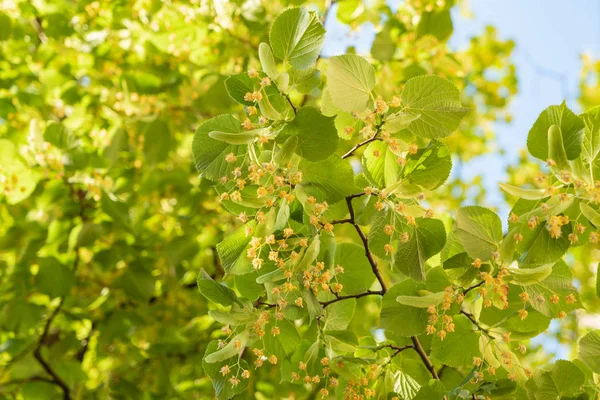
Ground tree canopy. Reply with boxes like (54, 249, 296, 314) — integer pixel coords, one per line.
(1, 1, 599, 400)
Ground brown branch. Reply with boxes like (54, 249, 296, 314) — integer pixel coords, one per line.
(411, 336, 439, 380)
(341, 133, 381, 159)
(284, 94, 297, 115)
(320, 290, 384, 307)
(463, 280, 485, 295)
(343, 195, 387, 292)
(33, 298, 71, 400)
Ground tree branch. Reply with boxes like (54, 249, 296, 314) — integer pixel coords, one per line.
(285, 94, 297, 114)
(411, 336, 439, 380)
(33, 298, 71, 400)
(320, 290, 384, 307)
(341, 133, 381, 159)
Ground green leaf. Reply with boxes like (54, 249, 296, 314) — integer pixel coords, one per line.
(143, 119, 172, 164)
(580, 105, 600, 182)
(278, 107, 338, 161)
(224, 73, 258, 106)
(453, 206, 502, 261)
(288, 67, 321, 94)
(580, 202, 600, 227)
(197, 269, 238, 306)
(325, 54, 376, 113)
(192, 115, 242, 180)
(523, 260, 581, 318)
(527, 102, 584, 161)
(334, 242, 375, 295)
(324, 299, 355, 330)
(116, 264, 155, 302)
(298, 155, 360, 203)
(518, 221, 572, 266)
(395, 218, 446, 281)
(416, 9, 453, 41)
(551, 360, 584, 396)
(431, 314, 480, 367)
(0, 139, 41, 204)
(380, 280, 428, 337)
(36, 258, 75, 298)
(578, 330, 600, 373)
(363, 141, 400, 187)
(258, 42, 278, 79)
(597, 263, 600, 299)
(0, 13, 12, 41)
(203, 341, 249, 399)
(385, 111, 421, 133)
(412, 380, 447, 400)
(402, 75, 468, 138)
(402, 140, 452, 191)
(498, 182, 546, 200)
(44, 122, 74, 149)
(269, 7, 325, 70)
(216, 220, 257, 275)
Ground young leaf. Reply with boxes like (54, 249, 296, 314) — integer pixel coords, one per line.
(334, 242, 376, 295)
(431, 314, 481, 367)
(192, 115, 242, 180)
(216, 220, 257, 275)
(325, 54, 376, 113)
(578, 330, 600, 373)
(580, 202, 600, 227)
(395, 218, 446, 281)
(402, 75, 468, 138)
(453, 206, 502, 261)
(278, 107, 338, 161)
(380, 280, 428, 337)
(527, 101, 584, 161)
(197, 269, 238, 306)
(269, 7, 325, 70)
(297, 155, 360, 203)
(505, 263, 553, 286)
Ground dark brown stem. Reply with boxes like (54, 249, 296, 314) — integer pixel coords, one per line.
(341, 133, 381, 159)
(320, 290, 384, 307)
(343, 195, 387, 292)
(463, 280, 485, 295)
(411, 336, 439, 380)
(33, 299, 71, 399)
(285, 94, 297, 114)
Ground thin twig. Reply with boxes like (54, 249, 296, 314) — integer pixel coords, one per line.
(285, 94, 297, 114)
(320, 290, 384, 307)
(341, 133, 381, 159)
(411, 336, 439, 380)
(33, 299, 71, 399)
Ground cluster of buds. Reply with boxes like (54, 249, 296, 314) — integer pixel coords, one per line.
(306, 196, 332, 232)
(219, 364, 251, 387)
(251, 347, 278, 370)
(291, 359, 335, 391)
(476, 270, 509, 309)
(425, 286, 463, 340)
(342, 367, 381, 399)
(302, 262, 344, 295)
